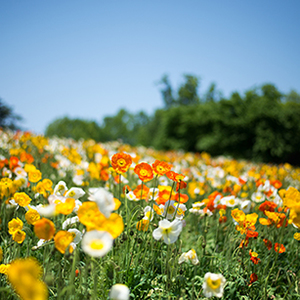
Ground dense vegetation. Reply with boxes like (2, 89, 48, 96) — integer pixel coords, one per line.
(44, 75, 300, 166)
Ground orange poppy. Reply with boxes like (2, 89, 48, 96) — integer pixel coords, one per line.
(34, 218, 56, 240)
(134, 163, 154, 182)
(152, 160, 172, 176)
(259, 201, 277, 214)
(174, 193, 189, 203)
(249, 273, 258, 285)
(263, 239, 272, 250)
(111, 152, 132, 174)
(133, 184, 150, 201)
(274, 243, 286, 253)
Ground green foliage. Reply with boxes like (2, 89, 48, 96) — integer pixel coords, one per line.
(158, 74, 201, 108)
(154, 83, 300, 165)
(0, 98, 22, 130)
(44, 76, 300, 165)
(100, 109, 152, 146)
(45, 116, 102, 141)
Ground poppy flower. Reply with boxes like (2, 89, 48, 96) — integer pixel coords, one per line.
(152, 219, 182, 245)
(249, 250, 260, 264)
(152, 160, 172, 176)
(249, 273, 258, 285)
(274, 243, 286, 253)
(111, 152, 132, 174)
(202, 272, 226, 298)
(134, 163, 154, 182)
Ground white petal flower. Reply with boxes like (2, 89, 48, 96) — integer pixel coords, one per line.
(81, 230, 113, 257)
(62, 216, 80, 229)
(149, 188, 159, 200)
(68, 228, 83, 244)
(109, 283, 130, 300)
(53, 181, 68, 196)
(202, 272, 226, 298)
(126, 191, 137, 201)
(65, 187, 85, 199)
(158, 176, 168, 186)
(240, 200, 252, 213)
(251, 191, 266, 203)
(36, 204, 56, 217)
(88, 187, 115, 218)
(153, 219, 182, 245)
(220, 196, 239, 207)
(163, 200, 177, 220)
(143, 206, 154, 221)
(178, 249, 199, 265)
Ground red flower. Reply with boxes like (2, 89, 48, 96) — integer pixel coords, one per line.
(174, 193, 189, 203)
(111, 152, 132, 174)
(239, 239, 249, 249)
(9, 156, 19, 170)
(263, 239, 272, 250)
(249, 250, 260, 264)
(152, 160, 172, 176)
(176, 181, 187, 191)
(259, 201, 277, 214)
(274, 243, 286, 253)
(245, 226, 258, 239)
(166, 171, 178, 181)
(133, 184, 150, 201)
(249, 273, 258, 285)
(270, 180, 282, 189)
(219, 216, 227, 223)
(134, 163, 154, 182)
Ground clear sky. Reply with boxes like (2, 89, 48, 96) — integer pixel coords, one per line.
(1, 0, 300, 134)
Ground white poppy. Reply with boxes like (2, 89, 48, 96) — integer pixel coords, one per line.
(88, 187, 115, 218)
(65, 187, 85, 199)
(202, 272, 226, 298)
(178, 249, 199, 265)
(81, 230, 113, 257)
(153, 219, 182, 245)
(109, 284, 130, 300)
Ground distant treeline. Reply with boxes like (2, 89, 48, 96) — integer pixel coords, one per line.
(45, 75, 300, 165)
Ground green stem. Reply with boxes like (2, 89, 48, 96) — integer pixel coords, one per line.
(92, 258, 98, 300)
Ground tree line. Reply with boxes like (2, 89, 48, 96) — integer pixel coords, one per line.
(2, 75, 300, 165)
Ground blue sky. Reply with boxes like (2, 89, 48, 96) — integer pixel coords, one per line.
(1, 1, 300, 134)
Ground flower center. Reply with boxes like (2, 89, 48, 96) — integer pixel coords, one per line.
(90, 240, 104, 250)
(167, 206, 175, 214)
(118, 159, 126, 167)
(207, 278, 221, 290)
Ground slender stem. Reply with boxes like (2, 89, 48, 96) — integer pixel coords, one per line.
(92, 258, 98, 300)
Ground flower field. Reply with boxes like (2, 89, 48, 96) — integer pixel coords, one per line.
(0, 128, 300, 300)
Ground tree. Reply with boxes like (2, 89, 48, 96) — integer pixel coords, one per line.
(45, 117, 102, 141)
(285, 89, 300, 103)
(177, 74, 200, 105)
(158, 74, 200, 107)
(0, 98, 22, 130)
(204, 83, 223, 102)
(158, 75, 175, 108)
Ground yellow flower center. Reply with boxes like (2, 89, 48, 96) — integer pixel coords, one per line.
(90, 240, 104, 250)
(167, 206, 175, 214)
(140, 169, 147, 176)
(162, 228, 171, 235)
(68, 191, 75, 197)
(118, 159, 125, 167)
(207, 278, 221, 290)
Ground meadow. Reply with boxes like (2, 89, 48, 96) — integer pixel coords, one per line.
(0, 128, 300, 300)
